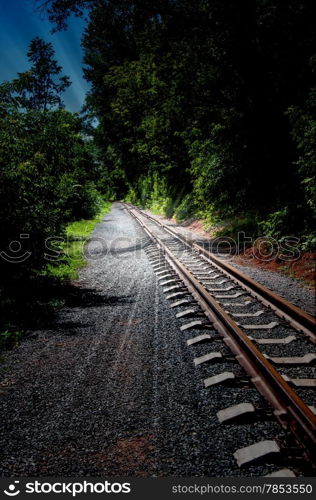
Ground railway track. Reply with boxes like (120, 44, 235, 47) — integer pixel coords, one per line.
(123, 203, 316, 476)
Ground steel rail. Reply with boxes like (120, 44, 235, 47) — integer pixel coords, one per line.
(125, 204, 316, 466)
(125, 204, 315, 341)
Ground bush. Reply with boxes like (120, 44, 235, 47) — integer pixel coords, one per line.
(0, 108, 100, 284)
(258, 207, 308, 239)
(174, 194, 196, 222)
(301, 234, 316, 252)
(0, 329, 22, 350)
(215, 215, 259, 239)
(287, 85, 316, 215)
(125, 172, 175, 216)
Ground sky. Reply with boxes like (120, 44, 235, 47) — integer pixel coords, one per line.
(0, 0, 90, 112)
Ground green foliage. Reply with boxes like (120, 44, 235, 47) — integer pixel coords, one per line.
(65, 202, 110, 239)
(186, 136, 231, 217)
(0, 328, 22, 350)
(2, 37, 71, 111)
(46, 201, 111, 280)
(173, 194, 196, 222)
(37, 0, 316, 240)
(0, 37, 104, 343)
(258, 203, 315, 242)
(0, 107, 101, 280)
(259, 208, 291, 239)
(301, 235, 316, 252)
(215, 216, 259, 239)
(125, 173, 174, 216)
(287, 79, 316, 215)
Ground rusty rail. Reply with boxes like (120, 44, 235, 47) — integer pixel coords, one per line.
(126, 204, 315, 341)
(124, 203, 316, 466)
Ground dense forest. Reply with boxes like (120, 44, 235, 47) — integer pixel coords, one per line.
(37, 0, 315, 239)
(0, 0, 315, 344)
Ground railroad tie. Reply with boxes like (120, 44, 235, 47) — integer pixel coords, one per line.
(233, 440, 281, 467)
(166, 291, 188, 300)
(176, 308, 198, 319)
(204, 279, 228, 285)
(163, 285, 184, 293)
(221, 300, 252, 307)
(194, 352, 223, 366)
(248, 335, 297, 345)
(217, 402, 256, 424)
(157, 275, 175, 282)
(264, 469, 296, 478)
(160, 278, 181, 286)
(215, 291, 245, 299)
(282, 374, 316, 388)
(194, 272, 220, 278)
(199, 274, 221, 280)
(170, 299, 191, 308)
(264, 353, 316, 365)
(151, 256, 165, 267)
(204, 371, 236, 388)
(239, 321, 278, 330)
(187, 334, 213, 346)
(207, 285, 235, 292)
(230, 310, 264, 317)
(152, 262, 166, 269)
(180, 320, 204, 331)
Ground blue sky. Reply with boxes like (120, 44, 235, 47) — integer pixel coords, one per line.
(0, 0, 89, 111)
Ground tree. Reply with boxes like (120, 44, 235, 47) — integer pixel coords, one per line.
(9, 37, 70, 111)
(35, 0, 95, 30)
(0, 39, 98, 284)
(37, 0, 316, 237)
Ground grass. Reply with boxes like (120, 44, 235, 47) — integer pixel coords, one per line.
(47, 201, 112, 280)
(0, 201, 112, 351)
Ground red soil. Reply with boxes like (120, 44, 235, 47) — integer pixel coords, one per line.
(233, 249, 316, 288)
(152, 212, 316, 288)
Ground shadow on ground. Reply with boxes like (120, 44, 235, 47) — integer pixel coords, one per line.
(0, 275, 134, 349)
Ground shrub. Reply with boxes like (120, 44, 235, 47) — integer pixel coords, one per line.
(174, 194, 196, 222)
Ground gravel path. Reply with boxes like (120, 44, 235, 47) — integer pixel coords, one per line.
(0, 204, 295, 477)
(224, 262, 315, 316)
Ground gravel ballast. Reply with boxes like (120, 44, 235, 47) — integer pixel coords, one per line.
(0, 204, 298, 477)
(147, 212, 315, 316)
